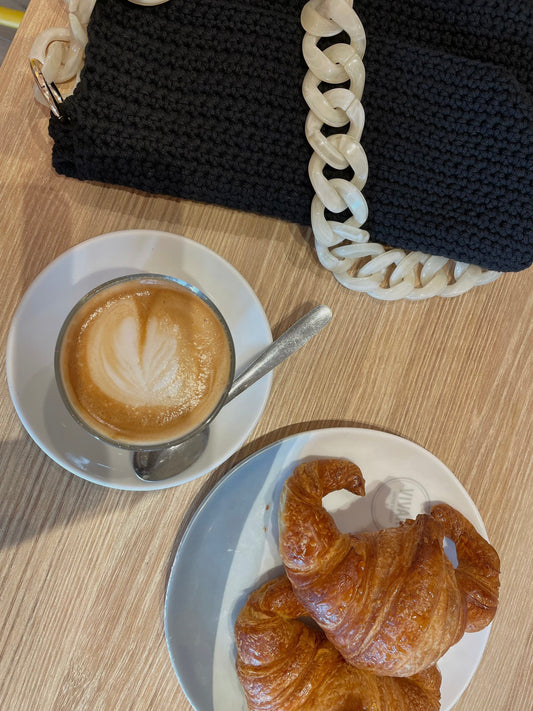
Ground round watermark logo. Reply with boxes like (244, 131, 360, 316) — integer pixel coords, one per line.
(371, 477, 430, 528)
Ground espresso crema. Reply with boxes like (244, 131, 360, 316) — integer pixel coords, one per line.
(56, 276, 234, 447)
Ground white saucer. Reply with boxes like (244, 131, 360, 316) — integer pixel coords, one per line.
(6, 230, 272, 490)
(165, 428, 492, 711)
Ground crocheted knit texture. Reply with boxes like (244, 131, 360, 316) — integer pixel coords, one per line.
(49, 0, 533, 272)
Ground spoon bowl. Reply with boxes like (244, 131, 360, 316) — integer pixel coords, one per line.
(134, 429, 210, 481)
(132, 305, 332, 481)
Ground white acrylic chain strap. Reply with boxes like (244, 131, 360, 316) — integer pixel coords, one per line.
(29, 0, 168, 107)
(302, 0, 501, 299)
(29, 0, 95, 107)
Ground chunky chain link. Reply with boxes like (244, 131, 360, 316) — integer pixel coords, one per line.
(29, 1, 167, 100)
(29, 0, 95, 101)
(302, 0, 501, 299)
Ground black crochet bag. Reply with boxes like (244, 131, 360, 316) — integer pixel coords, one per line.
(48, 0, 532, 276)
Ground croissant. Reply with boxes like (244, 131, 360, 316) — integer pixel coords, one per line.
(235, 575, 441, 711)
(278, 458, 500, 677)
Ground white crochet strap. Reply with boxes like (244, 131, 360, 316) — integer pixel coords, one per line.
(301, 0, 501, 299)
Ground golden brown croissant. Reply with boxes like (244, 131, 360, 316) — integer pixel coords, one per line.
(278, 458, 500, 677)
(235, 575, 441, 711)
(430, 503, 500, 632)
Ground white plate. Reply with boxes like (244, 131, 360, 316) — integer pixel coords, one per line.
(6, 230, 272, 491)
(165, 427, 492, 710)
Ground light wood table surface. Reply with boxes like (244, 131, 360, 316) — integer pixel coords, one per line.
(1, 3, 532, 710)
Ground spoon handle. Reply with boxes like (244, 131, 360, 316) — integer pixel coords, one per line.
(226, 305, 332, 403)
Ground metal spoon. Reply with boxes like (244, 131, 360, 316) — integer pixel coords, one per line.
(133, 304, 332, 481)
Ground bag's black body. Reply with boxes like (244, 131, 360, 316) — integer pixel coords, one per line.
(49, 0, 533, 272)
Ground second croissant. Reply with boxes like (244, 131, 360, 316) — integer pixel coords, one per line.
(235, 575, 442, 711)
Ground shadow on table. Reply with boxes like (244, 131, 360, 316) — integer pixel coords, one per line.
(0, 435, 138, 550)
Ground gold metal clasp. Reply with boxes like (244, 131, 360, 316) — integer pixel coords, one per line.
(30, 58, 67, 120)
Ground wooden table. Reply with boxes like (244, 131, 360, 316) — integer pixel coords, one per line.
(1, 3, 532, 710)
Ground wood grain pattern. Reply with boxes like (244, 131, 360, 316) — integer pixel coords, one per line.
(0, 3, 532, 710)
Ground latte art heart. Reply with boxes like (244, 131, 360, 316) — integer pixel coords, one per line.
(57, 277, 233, 447)
(89, 307, 190, 407)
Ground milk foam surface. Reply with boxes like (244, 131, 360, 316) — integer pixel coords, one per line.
(87, 301, 193, 408)
(58, 278, 233, 447)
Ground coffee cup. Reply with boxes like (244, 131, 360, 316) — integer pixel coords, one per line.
(55, 273, 236, 450)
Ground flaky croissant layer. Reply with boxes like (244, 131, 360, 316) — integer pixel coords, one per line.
(235, 575, 442, 711)
(278, 458, 500, 677)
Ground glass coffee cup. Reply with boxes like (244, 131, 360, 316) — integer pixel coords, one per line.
(55, 273, 236, 450)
